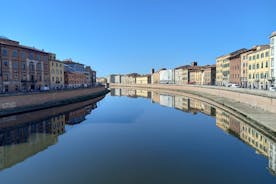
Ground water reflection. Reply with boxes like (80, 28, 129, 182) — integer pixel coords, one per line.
(111, 88, 276, 175)
(0, 95, 105, 171)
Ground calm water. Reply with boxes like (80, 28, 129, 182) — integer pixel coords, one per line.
(0, 88, 275, 184)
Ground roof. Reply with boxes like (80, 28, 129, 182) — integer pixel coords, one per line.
(0, 37, 49, 54)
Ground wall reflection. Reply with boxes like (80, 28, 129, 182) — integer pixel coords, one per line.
(111, 88, 276, 175)
(0, 95, 105, 171)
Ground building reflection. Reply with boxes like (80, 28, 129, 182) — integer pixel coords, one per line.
(216, 108, 276, 175)
(0, 95, 105, 171)
(111, 87, 276, 175)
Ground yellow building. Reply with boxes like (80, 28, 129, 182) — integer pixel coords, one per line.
(136, 75, 151, 84)
(49, 54, 64, 89)
(247, 45, 270, 89)
(240, 122, 270, 157)
(189, 69, 203, 85)
(216, 54, 230, 86)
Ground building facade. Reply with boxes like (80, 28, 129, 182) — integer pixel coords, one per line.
(136, 75, 151, 84)
(0, 37, 50, 92)
(49, 53, 64, 89)
(216, 54, 230, 86)
(216, 49, 247, 86)
(247, 45, 270, 89)
(174, 66, 189, 85)
(270, 32, 276, 86)
(159, 69, 175, 84)
(202, 65, 216, 85)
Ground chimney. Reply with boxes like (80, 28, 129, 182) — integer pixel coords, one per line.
(151, 68, 155, 74)
(191, 61, 197, 66)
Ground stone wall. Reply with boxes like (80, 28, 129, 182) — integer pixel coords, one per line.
(0, 87, 108, 116)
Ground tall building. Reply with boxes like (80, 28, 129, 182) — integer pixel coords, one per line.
(240, 48, 257, 88)
(229, 49, 247, 85)
(0, 36, 50, 92)
(247, 45, 270, 89)
(49, 53, 64, 89)
(270, 31, 276, 86)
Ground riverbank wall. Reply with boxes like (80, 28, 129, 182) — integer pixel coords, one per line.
(0, 87, 109, 117)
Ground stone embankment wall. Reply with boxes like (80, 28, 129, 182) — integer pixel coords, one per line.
(0, 87, 109, 116)
(110, 84, 276, 113)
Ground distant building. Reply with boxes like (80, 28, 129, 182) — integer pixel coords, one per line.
(96, 77, 107, 84)
(202, 65, 216, 85)
(49, 53, 64, 89)
(174, 65, 190, 85)
(151, 68, 165, 84)
(136, 75, 151, 84)
(107, 74, 116, 83)
(64, 64, 87, 88)
(159, 69, 175, 84)
(0, 36, 50, 92)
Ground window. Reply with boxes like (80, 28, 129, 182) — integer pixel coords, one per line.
(253, 64, 255, 69)
(249, 65, 251, 70)
(21, 52, 26, 60)
(22, 63, 26, 71)
(2, 48, 8, 56)
(37, 63, 41, 70)
(266, 61, 268, 68)
(256, 64, 259, 69)
(261, 62, 263, 68)
(256, 54, 259, 59)
(256, 74, 259, 79)
(249, 74, 251, 79)
(29, 62, 34, 71)
(261, 73, 264, 79)
(3, 60, 9, 67)
(272, 58, 274, 67)
(261, 53, 264, 58)
(36, 54, 41, 60)
(265, 51, 269, 57)
(12, 50, 18, 57)
(253, 55, 256, 60)
(253, 74, 255, 79)
(52, 77, 55, 82)
(29, 53, 34, 60)
(4, 73, 9, 81)
(13, 61, 18, 70)
(249, 56, 252, 61)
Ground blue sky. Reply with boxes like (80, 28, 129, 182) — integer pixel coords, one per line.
(1, 0, 276, 76)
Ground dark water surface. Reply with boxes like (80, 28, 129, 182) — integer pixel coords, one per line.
(0, 88, 275, 184)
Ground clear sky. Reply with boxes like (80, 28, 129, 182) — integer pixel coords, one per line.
(1, 0, 276, 76)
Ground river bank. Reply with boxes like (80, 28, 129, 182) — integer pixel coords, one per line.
(0, 87, 109, 117)
(110, 84, 276, 134)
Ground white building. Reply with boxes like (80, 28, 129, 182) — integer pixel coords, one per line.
(159, 69, 175, 84)
(270, 31, 276, 86)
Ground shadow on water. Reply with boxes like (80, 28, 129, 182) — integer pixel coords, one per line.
(110, 88, 276, 176)
(0, 95, 106, 171)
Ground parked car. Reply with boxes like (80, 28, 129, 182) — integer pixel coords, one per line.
(40, 86, 50, 91)
(269, 86, 276, 91)
(230, 84, 240, 88)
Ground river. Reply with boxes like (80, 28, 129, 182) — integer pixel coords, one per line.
(0, 88, 275, 184)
